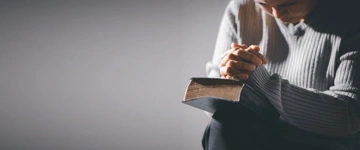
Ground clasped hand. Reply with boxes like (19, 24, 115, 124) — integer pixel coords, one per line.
(218, 43, 268, 82)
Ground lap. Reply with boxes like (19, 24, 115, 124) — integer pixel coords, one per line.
(202, 106, 329, 150)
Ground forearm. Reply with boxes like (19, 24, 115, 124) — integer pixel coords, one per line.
(245, 65, 360, 137)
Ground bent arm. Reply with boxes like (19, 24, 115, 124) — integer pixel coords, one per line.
(204, 1, 239, 117)
(245, 40, 360, 136)
(206, 1, 238, 79)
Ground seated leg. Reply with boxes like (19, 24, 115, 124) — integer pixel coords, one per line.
(201, 105, 330, 150)
(202, 106, 279, 150)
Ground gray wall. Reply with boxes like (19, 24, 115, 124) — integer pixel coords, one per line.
(0, 0, 228, 149)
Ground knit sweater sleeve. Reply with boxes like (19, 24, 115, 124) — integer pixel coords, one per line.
(203, 0, 239, 117)
(244, 31, 360, 137)
(205, 0, 238, 79)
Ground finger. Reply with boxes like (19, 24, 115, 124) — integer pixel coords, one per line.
(220, 43, 248, 59)
(220, 66, 250, 81)
(247, 49, 268, 64)
(219, 64, 240, 75)
(234, 73, 249, 81)
(231, 43, 248, 49)
(220, 67, 239, 79)
(219, 43, 248, 59)
(248, 45, 260, 52)
(220, 48, 237, 59)
(220, 45, 248, 59)
(232, 49, 263, 66)
(225, 75, 233, 79)
(220, 53, 242, 67)
(232, 66, 253, 74)
(225, 74, 249, 81)
(246, 45, 268, 64)
(226, 60, 256, 72)
(220, 67, 252, 77)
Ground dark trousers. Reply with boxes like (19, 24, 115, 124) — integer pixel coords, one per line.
(201, 105, 330, 150)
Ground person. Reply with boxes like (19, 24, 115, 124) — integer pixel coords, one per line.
(202, 0, 360, 149)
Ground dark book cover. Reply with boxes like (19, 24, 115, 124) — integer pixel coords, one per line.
(182, 77, 279, 122)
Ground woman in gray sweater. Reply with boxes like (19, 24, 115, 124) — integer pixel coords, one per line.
(202, 0, 360, 149)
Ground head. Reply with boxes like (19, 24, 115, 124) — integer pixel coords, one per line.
(255, 0, 317, 24)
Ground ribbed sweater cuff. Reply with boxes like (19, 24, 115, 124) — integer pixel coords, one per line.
(245, 65, 271, 91)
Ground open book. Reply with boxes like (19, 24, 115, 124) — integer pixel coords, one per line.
(182, 77, 279, 121)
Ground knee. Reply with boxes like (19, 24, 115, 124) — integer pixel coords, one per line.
(202, 117, 234, 150)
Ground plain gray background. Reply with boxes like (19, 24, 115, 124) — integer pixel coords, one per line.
(0, 0, 229, 150)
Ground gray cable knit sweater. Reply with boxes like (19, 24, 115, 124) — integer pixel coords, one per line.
(205, 0, 360, 149)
